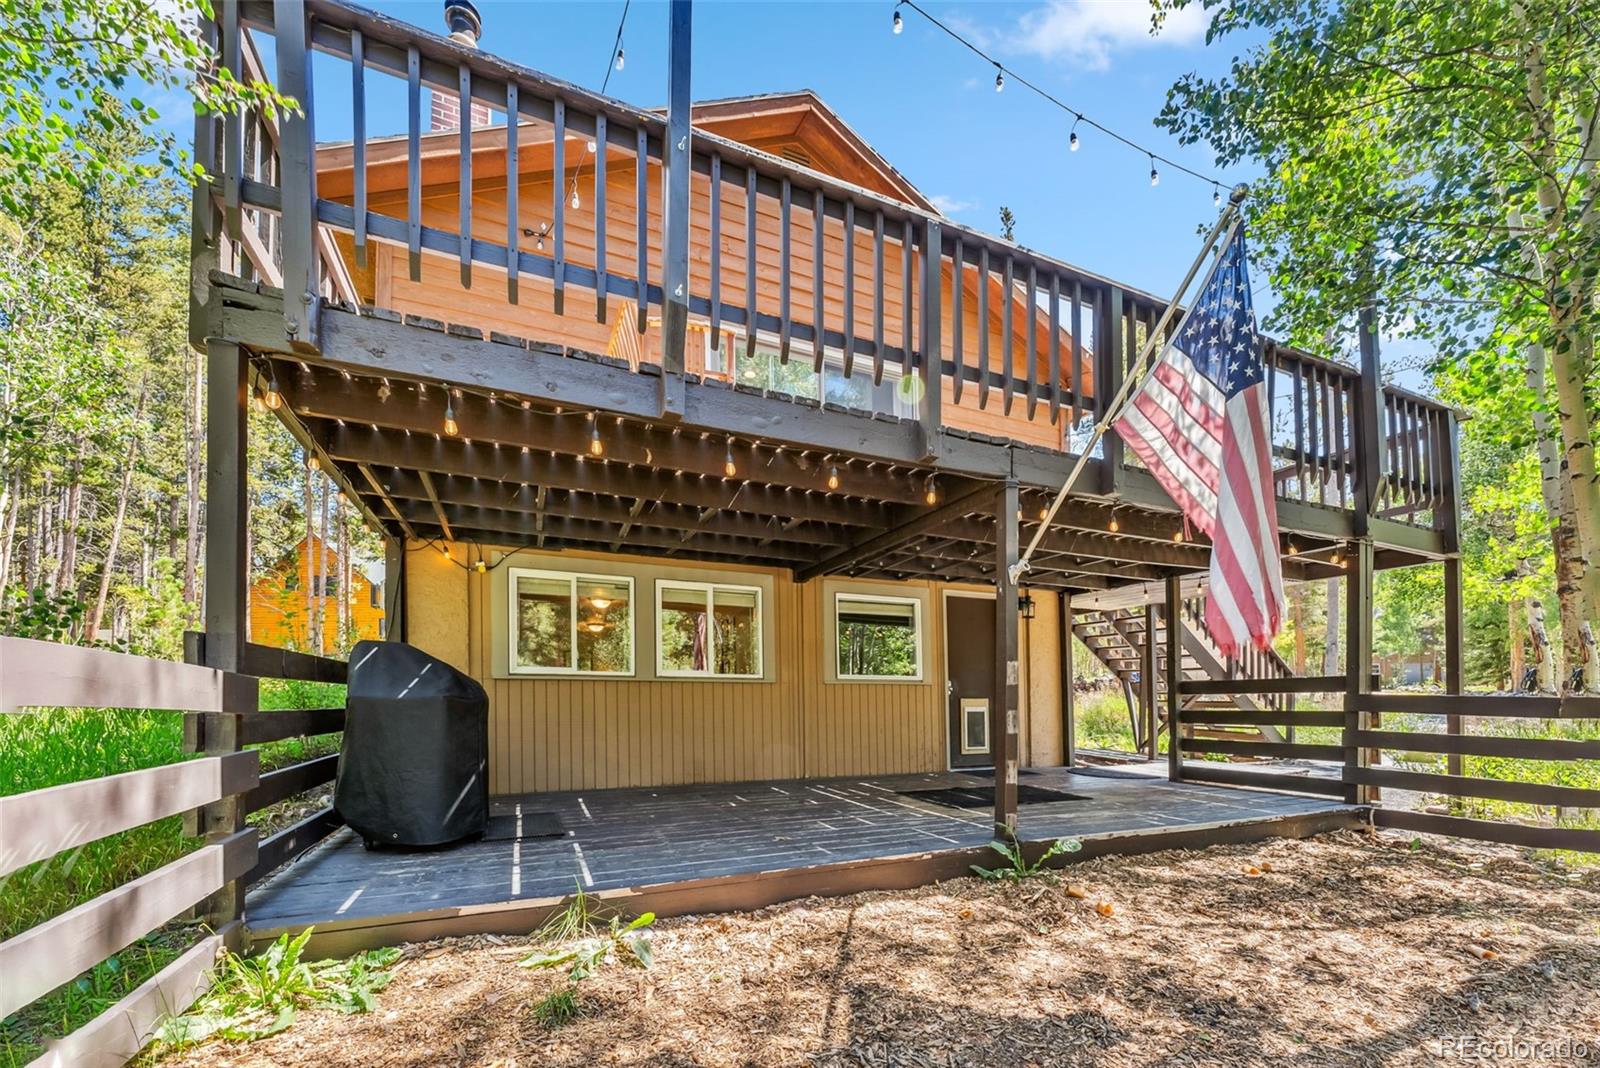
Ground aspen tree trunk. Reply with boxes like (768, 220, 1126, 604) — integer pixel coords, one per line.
(1322, 578, 1340, 676)
(1509, 598, 1525, 691)
(336, 493, 349, 646)
(55, 441, 84, 594)
(317, 472, 330, 657)
(184, 348, 203, 604)
(1526, 596, 1557, 694)
(85, 388, 146, 643)
(0, 474, 19, 587)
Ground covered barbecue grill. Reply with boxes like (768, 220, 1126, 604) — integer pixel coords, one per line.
(334, 640, 489, 848)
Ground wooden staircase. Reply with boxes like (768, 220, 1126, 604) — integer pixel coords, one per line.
(1073, 596, 1299, 751)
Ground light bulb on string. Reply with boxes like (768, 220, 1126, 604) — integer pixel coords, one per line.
(827, 465, 840, 491)
(724, 440, 737, 478)
(994, 65, 1004, 92)
(1212, 183, 1222, 206)
(1108, 509, 1120, 533)
(1149, 156, 1160, 187)
(589, 420, 604, 457)
(1069, 115, 1081, 152)
(587, 139, 597, 153)
(307, 453, 320, 472)
(264, 375, 282, 411)
(443, 399, 459, 437)
(892, 8, 903, 33)
(571, 189, 581, 211)
(614, 46, 624, 71)
(251, 392, 266, 413)
(924, 476, 939, 506)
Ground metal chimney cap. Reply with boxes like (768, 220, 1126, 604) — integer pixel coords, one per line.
(444, 0, 481, 48)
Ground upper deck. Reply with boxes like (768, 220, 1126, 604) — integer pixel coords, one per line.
(193, 0, 1460, 577)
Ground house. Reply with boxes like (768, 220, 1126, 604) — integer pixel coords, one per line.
(189, 0, 1474, 927)
(248, 534, 385, 651)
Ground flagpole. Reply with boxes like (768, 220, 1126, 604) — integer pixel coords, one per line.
(1010, 184, 1249, 585)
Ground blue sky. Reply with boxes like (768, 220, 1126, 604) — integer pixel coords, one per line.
(345, 0, 1261, 302)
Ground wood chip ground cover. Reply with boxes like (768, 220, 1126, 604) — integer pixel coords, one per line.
(155, 832, 1600, 1067)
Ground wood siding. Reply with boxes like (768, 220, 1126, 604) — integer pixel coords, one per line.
(405, 540, 1063, 794)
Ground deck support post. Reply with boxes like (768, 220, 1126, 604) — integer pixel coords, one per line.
(1142, 601, 1158, 760)
(1165, 574, 1182, 781)
(1343, 539, 1375, 804)
(1443, 555, 1464, 779)
(1059, 591, 1075, 767)
(384, 536, 407, 642)
(657, 0, 692, 420)
(204, 340, 249, 674)
(993, 480, 1021, 836)
(1352, 299, 1384, 535)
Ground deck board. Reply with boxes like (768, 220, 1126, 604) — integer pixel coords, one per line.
(247, 768, 1352, 934)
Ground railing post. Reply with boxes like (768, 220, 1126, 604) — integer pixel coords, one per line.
(917, 218, 944, 461)
(1097, 286, 1125, 493)
(658, 0, 692, 420)
(1343, 538, 1375, 804)
(1142, 601, 1158, 760)
(1059, 591, 1076, 768)
(275, 0, 321, 351)
(187, 4, 222, 351)
(1352, 303, 1384, 535)
(1443, 554, 1465, 780)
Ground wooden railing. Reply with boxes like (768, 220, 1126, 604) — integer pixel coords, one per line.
(1174, 674, 1350, 798)
(0, 638, 260, 1066)
(194, 0, 1458, 536)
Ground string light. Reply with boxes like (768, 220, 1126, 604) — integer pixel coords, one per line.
(614, 45, 624, 71)
(924, 476, 939, 506)
(892, 0, 1223, 191)
(1149, 155, 1160, 187)
(892, 7, 903, 33)
(589, 421, 604, 457)
(1212, 183, 1222, 206)
(1108, 510, 1120, 533)
(1069, 115, 1081, 152)
(264, 375, 282, 410)
(251, 392, 266, 413)
(566, 2, 629, 234)
(474, 560, 487, 573)
(1172, 529, 1184, 543)
(571, 189, 581, 211)
(1330, 548, 1344, 567)
(724, 440, 737, 478)
(827, 465, 840, 491)
(307, 454, 320, 472)
(443, 399, 459, 437)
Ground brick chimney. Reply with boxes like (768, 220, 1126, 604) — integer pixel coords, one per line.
(432, 0, 493, 131)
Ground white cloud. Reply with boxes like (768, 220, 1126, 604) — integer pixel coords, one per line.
(1007, 1, 1209, 72)
(930, 194, 977, 216)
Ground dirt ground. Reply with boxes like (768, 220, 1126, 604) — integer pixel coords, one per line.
(159, 831, 1600, 1067)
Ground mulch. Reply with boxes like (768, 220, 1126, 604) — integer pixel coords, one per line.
(155, 830, 1600, 1067)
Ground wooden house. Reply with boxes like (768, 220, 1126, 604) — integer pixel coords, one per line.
(248, 534, 385, 650)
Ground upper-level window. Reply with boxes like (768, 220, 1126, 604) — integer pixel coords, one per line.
(704, 330, 913, 419)
(835, 594, 923, 680)
(509, 568, 634, 676)
(656, 581, 762, 678)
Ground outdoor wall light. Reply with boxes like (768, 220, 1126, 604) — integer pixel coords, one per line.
(1018, 592, 1036, 619)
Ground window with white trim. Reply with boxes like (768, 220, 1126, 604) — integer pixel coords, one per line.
(835, 593, 923, 680)
(656, 581, 762, 678)
(508, 568, 634, 676)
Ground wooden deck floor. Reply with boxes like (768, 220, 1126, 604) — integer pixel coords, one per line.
(246, 767, 1360, 953)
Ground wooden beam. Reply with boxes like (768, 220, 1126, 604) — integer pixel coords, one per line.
(358, 462, 417, 539)
(205, 340, 249, 673)
(0, 637, 257, 715)
(406, 513, 820, 565)
(795, 485, 998, 582)
(416, 469, 455, 542)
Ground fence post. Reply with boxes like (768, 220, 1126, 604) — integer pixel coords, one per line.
(204, 341, 249, 675)
(992, 480, 1021, 837)
(1059, 591, 1076, 769)
(199, 701, 252, 927)
(1165, 575, 1182, 781)
(275, 0, 321, 350)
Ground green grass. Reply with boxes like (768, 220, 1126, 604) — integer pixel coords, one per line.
(1073, 687, 1140, 753)
(0, 676, 347, 1065)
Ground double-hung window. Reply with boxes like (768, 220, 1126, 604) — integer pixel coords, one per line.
(509, 568, 634, 675)
(656, 581, 762, 678)
(835, 594, 923, 680)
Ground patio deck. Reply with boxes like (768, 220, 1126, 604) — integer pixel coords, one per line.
(245, 767, 1362, 955)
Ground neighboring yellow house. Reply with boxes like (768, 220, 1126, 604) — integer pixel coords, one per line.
(250, 534, 384, 650)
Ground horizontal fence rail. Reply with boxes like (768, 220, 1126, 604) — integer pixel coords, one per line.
(0, 636, 350, 1064)
(198, 0, 1459, 535)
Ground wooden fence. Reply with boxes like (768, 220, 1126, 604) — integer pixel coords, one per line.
(1172, 676, 1600, 852)
(0, 634, 347, 1067)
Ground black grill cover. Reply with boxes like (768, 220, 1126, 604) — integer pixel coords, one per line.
(335, 641, 489, 847)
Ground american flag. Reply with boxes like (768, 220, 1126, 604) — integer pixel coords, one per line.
(1111, 227, 1285, 655)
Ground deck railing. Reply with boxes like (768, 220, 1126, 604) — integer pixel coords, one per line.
(199, 0, 1458, 534)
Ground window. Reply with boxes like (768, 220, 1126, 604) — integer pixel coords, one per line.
(369, 581, 381, 609)
(704, 330, 914, 419)
(509, 568, 634, 675)
(656, 581, 762, 678)
(835, 594, 923, 680)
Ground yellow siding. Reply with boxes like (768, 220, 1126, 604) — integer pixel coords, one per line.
(405, 539, 1062, 795)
